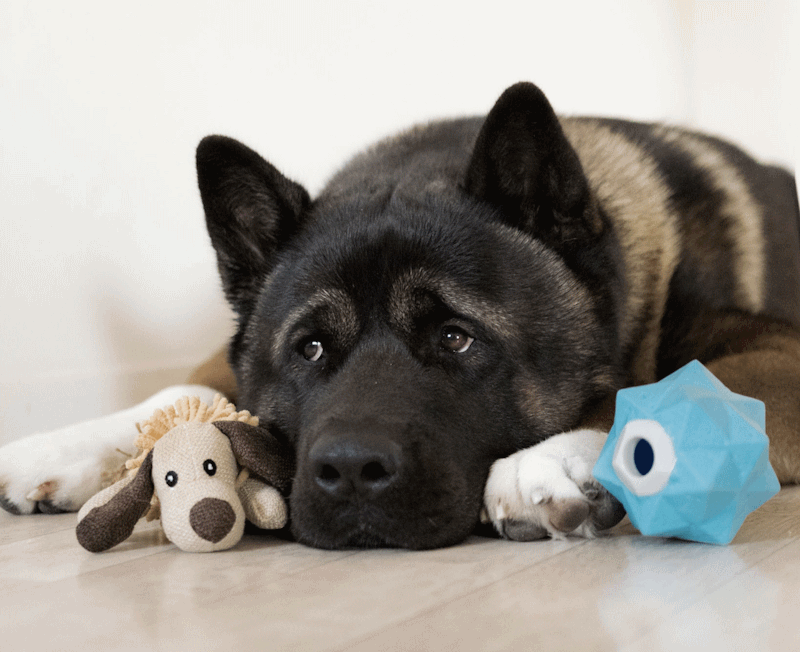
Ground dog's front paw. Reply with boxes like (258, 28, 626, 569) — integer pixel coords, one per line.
(0, 429, 130, 515)
(0, 385, 220, 516)
(482, 429, 625, 541)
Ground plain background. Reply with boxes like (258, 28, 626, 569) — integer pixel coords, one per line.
(1, 0, 798, 445)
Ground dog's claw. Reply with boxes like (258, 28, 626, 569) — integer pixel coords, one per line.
(36, 499, 71, 514)
(580, 482, 600, 501)
(588, 489, 626, 531)
(26, 481, 58, 502)
(0, 491, 23, 515)
(501, 518, 550, 541)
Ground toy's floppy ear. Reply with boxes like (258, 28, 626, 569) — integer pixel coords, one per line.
(76, 450, 155, 552)
(212, 421, 294, 494)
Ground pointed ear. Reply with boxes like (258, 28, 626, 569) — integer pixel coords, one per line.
(196, 135, 311, 316)
(465, 82, 599, 245)
(213, 420, 295, 495)
(76, 450, 155, 552)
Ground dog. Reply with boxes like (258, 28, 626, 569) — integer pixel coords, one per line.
(1, 82, 799, 550)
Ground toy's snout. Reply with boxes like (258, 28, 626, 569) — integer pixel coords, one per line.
(154, 423, 246, 552)
(190, 497, 237, 543)
(161, 479, 245, 551)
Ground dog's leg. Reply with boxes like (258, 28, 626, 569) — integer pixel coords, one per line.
(0, 384, 220, 515)
(483, 428, 625, 541)
(702, 329, 800, 484)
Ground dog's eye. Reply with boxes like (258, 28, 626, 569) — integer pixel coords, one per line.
(203, 459, 216, 476)
(165, 471, 178, 487)
(441, 326, 474, 353)
(302, 339, 324, 362)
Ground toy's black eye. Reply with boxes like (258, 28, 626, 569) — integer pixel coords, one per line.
(302, 340, 324, 362)
(203, 459, 217, 476)
(165, 471, 178, 487)
(441, 326, 474, 353)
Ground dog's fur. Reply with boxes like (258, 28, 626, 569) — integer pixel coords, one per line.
(2, 83, 799, 550)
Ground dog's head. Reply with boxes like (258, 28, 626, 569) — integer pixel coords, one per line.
(196, 83, 619, 549)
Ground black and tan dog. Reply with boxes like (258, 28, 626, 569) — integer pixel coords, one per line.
(1, 82, 798, 549)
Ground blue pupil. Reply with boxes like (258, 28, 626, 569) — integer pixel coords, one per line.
(633, 438, 655, 476)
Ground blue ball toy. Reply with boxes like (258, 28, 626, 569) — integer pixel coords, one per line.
(592, 360, 780, 544)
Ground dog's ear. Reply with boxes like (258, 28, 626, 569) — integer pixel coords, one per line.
(465, 82, 600, 246)
(76, 450, 155, 552)
(196, 136, 311, 316)
(213, 420, 295, 495)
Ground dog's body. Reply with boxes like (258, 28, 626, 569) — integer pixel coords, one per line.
(2, 83, 799, 549)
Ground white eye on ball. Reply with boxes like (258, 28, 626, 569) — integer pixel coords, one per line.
(611, 419, 677, 496)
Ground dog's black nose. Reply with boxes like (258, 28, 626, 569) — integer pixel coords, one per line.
(309, 435, 401, 499)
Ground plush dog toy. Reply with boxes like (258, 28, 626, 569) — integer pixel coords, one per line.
(76, 395, 294, 553)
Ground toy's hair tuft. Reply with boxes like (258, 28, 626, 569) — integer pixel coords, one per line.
(125, 394, 258, 473)
(115, 394, 258, 521)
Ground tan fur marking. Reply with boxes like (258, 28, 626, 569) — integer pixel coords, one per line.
(654, 127, 766, 313)
(271, 288, 360, 361)
(390, 268, 516, 338)
(515, 373, 579, 434)
(562, 119, 682, 385)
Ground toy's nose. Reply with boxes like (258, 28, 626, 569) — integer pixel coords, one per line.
(189, 497, 236, 543)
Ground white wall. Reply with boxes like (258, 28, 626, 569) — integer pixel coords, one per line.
(1, 0, 797, 444)
(684, 0, 798, 167)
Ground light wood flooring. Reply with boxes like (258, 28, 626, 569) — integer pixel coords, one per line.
(2, 487, 799, 651)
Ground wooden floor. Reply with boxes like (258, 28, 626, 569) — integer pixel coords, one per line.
(2, 488, 799, 651)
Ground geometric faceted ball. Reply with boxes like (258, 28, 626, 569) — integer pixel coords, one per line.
(592, 360, 780, 544)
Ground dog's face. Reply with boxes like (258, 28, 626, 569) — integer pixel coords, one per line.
(196, 83, 619, 549)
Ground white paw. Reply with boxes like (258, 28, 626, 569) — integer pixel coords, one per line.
(483, 429, 625, 541)
(0, 384, 220, 515)
(0, 428, 132, 514)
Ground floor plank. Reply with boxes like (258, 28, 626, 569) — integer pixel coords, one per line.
(624, 537, 800, 651)
(1, 487, 798, 651)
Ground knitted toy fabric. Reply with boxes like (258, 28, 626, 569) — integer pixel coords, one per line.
(125, 394, 260, 521)
(76, 395, 294, 553)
